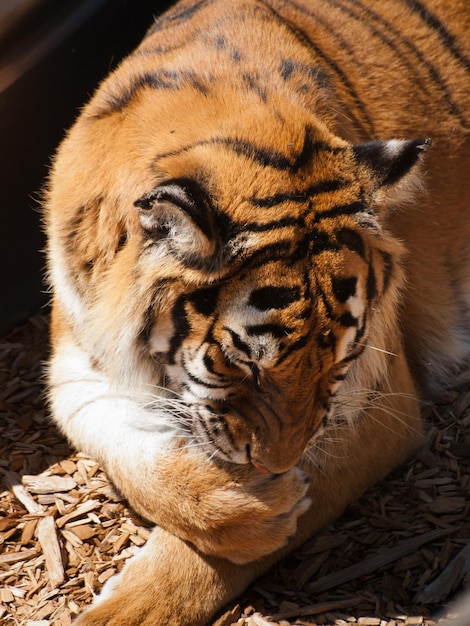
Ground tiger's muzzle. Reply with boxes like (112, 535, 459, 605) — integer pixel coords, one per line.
(219, 388, 319, 475)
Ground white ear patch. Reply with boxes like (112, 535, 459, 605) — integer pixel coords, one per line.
(353, 137, 431, 190)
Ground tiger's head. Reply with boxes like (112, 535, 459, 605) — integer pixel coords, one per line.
(48, 78, 428, 475)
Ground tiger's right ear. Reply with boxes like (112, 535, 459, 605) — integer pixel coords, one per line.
(352, 138, 431, 189)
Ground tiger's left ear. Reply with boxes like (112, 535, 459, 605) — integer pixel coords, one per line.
(352, 138, 431, 189)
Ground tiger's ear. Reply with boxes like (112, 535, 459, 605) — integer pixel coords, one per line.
(352, 138, 431, 189)
(134, 178, 217, 263)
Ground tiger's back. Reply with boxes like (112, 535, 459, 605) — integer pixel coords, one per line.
(44, 1, 470, 624)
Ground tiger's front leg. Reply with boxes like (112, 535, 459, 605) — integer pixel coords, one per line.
(74, 526, 262, 626)
(74, 351, 423, 626)
(112, 445, 313, 564)
(49, 323, 311, 564)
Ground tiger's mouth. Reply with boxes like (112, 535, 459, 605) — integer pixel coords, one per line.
(245, 445, 276, 474)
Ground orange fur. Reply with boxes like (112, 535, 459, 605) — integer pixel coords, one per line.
(44, 0, 469, 623)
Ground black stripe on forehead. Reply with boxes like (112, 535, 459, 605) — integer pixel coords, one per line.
(249, 178, 348, 209)
(95, 70, 209, 118)
(155, 126, 343, 174)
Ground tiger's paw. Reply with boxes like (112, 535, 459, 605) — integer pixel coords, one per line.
(189, 465, 312, 563)
(145, 451, 312, 564)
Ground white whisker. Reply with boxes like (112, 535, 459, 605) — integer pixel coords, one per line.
(355, 343, 399, 357)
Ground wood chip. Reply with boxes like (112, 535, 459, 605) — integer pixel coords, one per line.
(4, 473, 43, 515)
(306, 529, 454, 594)
(249, 613, 274, 626)
(55, 500, 100, 528)
(270, 597, 363, 620)
(0, 548, 40, 565)
(36, 516, 65, 587)
(418, 542, 470, 603)
(23, 475, 76, 495)
(212, 604, 243, 626)
(428, 497, 467, 514)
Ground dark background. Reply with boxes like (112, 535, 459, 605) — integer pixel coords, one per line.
(0, 0, 174, 334)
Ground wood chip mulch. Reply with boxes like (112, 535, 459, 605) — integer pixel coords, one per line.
(1, 313, 469, 626)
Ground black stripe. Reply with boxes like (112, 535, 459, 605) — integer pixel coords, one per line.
(216, 125, 318, 172)
(379, 249, 394, 292)
(279, 58, 331, 90)
(323, 0, 427, 86)
(235, 241, 297, 273)
(242, 217, 305, 232)
(249, 286, 301, 311)
(337, 342, 366, 366)
(189, 284, 221, 316)
(354, 318, 367, 345)
(167, 296, 191, 364)
(337, 311, 358, 327)
(404, 0, 470, 72)
(313, 200, 366, 222)
(276, 334, 309, 366)
(260, 0, 374, 134)
(138, 282, 167, 347)
(155, 126, 329, 174)
(242, 72, 268, 102)
(366, 263, 377, 301)
(217, 415, 237, 450)
(96, 70, 208, 117)
(280, 1, 375, 135)
(203, 352, 216, 375)
(318, 328, 336, 351)
(331, 276, 357, 303)
(139, 307, 155, 347)
(314, 280, 335, 321)
(299, 36, 375, 136)
(250, 178, 347, 208)
(309, 228, 339, 256)
(197, 412, 226, 448)
(234, 235, 310, 273)
(146, 0, 213, 37)
(225, 328, 251, 358)
(185, 369, 230, 390)
(339, 0, 468, 124)
(335, 227, 365, 258)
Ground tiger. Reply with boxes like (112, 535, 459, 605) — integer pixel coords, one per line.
(44, 0, 470, 624)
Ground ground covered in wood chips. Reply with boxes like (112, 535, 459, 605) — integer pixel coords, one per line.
(1, 313, 469, 626)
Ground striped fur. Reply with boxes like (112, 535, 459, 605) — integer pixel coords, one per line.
(44, 1, 470, 624)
